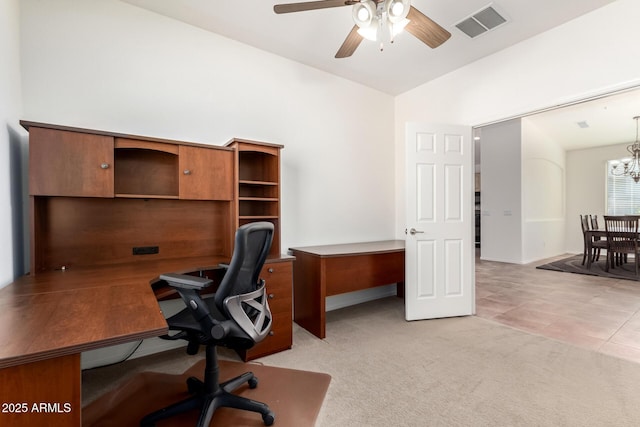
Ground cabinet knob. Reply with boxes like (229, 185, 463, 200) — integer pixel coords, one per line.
(268, 268, 274, 273)
(268, 331, 275, 336)
(100, 163, 110, 169)
(183, 169, 191, 175)
(268, 293, 275, 299)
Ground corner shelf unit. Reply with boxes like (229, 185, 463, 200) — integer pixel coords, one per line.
(226, 138, 283, 258)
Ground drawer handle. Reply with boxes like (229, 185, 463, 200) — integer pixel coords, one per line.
(268, 331, 274, 336)
(268, 268, 274, 273)
(183, 169, 192, 175)
(100, 163, 110, 169)
(268, 293, 275, 299)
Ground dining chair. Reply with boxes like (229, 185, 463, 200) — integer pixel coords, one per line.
(603, 215, 640, 276)
(589, 215, 606, 263)
(580, 215, 591, 266)
(598, 213, 627, 266)
(583, 215, 608, 270)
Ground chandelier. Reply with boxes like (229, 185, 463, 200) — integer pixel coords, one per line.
(352, 0, 411, 50)
(611, 116, 640, 183)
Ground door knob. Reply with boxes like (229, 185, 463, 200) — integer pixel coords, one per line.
(409, 228, 424, 235)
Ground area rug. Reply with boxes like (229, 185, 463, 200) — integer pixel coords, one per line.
(83, 359, 331, 427)
(536, 254, 640, 281)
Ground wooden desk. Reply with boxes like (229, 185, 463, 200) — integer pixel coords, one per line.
(289, 240, 405, 339)
(0, 259, 180, 426)
(0, 253, 295, 426)
(0, 254, 294, 426)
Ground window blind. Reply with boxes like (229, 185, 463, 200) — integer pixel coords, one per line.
(607, 160, 640, 214)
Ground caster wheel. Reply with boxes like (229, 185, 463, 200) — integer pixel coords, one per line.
(262, 411, 275, 426)
(248, 377, 259, 389)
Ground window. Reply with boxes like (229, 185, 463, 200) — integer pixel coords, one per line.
(607, 160, 640, 214)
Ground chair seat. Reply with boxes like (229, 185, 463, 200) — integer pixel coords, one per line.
(166, 296, 255, 350)
(166, 296, 224, 332)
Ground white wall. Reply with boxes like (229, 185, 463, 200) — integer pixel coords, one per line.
(521, 118, 566, 263)
(479, 117, 566, 264)
(395, 0, 640, 254)
(565, 142, 628, 254)
(480, 119, 522, 263)
(0, 0, 24, 288)
(19, 0, 396, 255)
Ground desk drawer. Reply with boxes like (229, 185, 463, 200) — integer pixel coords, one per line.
(238, 311, 293, 361)
(238, 260, 293, 361)
(261, 262, 292, 316)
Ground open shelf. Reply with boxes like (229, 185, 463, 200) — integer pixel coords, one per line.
(114, 147, 179, 198)
(227, 139, 283, 258)
(238, 152, 278, 183)
(239, 181, 278, 199)
(239, 199, 279, 217)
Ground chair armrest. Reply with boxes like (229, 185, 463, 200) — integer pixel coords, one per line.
(160, 273, 213, 290)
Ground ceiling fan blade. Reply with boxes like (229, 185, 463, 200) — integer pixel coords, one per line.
(405, 6, 451, 49)
(274, 0, 354, 14)
(335, 25, 364, 58)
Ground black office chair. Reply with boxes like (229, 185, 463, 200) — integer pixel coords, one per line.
(141, 222, 276, 427)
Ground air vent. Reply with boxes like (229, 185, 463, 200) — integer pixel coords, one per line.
(455, 4, 507, 38)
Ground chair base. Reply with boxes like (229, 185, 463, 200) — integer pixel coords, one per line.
(140, 347, 275, 427)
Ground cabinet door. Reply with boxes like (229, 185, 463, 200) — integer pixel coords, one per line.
(29, 128, 114, 197)
(179, 146, 233, 200)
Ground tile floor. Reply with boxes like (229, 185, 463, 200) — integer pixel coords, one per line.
(475, 252, 640, 364)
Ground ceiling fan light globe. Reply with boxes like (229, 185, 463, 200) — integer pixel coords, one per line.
(390, 18, 410, 36)
(357, 22, 379, 41)
(391, 3, 403, 17)
(385, 0, 411, 23)
(353, 1, 376, 28)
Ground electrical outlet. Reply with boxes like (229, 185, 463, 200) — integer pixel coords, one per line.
(133, 246, 159, 255)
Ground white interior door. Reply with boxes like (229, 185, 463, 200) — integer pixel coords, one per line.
(405, 122, 475, 321)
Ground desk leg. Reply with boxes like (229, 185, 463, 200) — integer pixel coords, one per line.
(0, 354, 81, 426)
(396, 281, 405, 298)
(293, 253, 326, 339)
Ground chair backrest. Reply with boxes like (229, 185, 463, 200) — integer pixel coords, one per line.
(215, 221, 274, 310)
(590, 215, 599, 230)
(580, 215, 590, 233)
(604, 215, 639, 253)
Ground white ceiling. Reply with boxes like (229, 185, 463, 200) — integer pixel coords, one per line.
(525, 89, 640, 152)
(120, 0, 638, 154)
(473, 88, 640, 167)
(121, 0, 615, 95)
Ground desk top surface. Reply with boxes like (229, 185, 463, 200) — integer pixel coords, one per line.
(0, 255, 290, 369)
(289, 240, 405, 257)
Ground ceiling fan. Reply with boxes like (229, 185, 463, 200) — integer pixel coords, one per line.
(273, 0, 451, 58)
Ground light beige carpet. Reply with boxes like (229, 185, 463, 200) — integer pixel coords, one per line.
(259, 297, 640, 427)
(84, 297, 640, 426)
